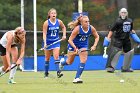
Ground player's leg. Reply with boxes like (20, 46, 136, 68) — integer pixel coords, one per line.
(9, 46, 18, 84)
(73, 48, 87, 83)
(0, 56, 9, 73)
(44, 49, 52, 78)
(122, 41, 134, 72)
(59, 44, 76, 70)
(106, 46, 122, 73)
(0, 44, 8, 73)
(53, 47, 63, 78)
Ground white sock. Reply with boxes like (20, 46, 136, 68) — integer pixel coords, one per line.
(9, 64, 17, 79)
(0, 66, 4, 73)
(19, 65, 23, 70)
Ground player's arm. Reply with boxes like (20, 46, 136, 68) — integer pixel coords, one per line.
(68, 26, 79, 50)
(16, 38, 26, 65)
(58, 19, 66, 40)
(130, 30, 140, 44)
(103, 23, 115, 47)
(43, 20, 48, 48)
(6, 33, 13, 67)
(103, 21, 117, 58)
(90, 25, 99, 51)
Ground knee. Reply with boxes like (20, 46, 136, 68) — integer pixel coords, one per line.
(3, 66, 8, 71)
(53, 55, 59, 60)
(45, 57, 50, 61)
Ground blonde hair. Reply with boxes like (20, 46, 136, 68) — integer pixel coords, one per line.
(14, 27, 26, 44)
(47, 8, 57, 19)
(68, 15, 82, 29)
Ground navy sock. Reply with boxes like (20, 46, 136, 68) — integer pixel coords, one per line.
(75, 63, 85, 79)
(55, 60, 60, 72)
(45, 61, 49, 74)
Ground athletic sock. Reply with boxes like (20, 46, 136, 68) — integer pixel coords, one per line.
(45, 61, 49, 74)
(0, 66, 4, 73)
(75, 63, 85, 79)
(9, 63, 17, 79)
(55, 60, 60, 72)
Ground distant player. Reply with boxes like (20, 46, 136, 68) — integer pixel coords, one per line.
(103, 8, 140, 73)
(59, 16, 99, 83)
(42, 8, 66, 78)
(0, 27, 26, 84)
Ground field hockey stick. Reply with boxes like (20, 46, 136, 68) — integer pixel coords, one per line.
(62, 49, 90, 56)
(37, 39, 63, 52)
(0, 64, 17, 77)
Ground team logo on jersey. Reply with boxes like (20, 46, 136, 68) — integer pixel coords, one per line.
(49, 27, 59, 30)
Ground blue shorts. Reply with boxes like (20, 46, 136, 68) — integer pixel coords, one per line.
(67, 43, 88, 51)
(42, 39, 60, 50)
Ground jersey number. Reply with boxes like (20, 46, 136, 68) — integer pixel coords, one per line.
(80, 36, 86, 41)
(123, 25, 131, 32)
(51, 30, 57, 36)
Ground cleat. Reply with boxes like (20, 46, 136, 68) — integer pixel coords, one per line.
(106, 67, 115, 73)
(59, 58, 65, 70)
(121, 67, 134, 72)
(8, 78, 16, 84)
(44, 72, 49, 79)
(57, 71, 63, 78)
(73, 78, 83, 84)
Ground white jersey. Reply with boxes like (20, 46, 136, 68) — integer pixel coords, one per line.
(0, 30, 16, 48)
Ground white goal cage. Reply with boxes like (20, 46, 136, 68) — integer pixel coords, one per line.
(20, 0, 37, 72)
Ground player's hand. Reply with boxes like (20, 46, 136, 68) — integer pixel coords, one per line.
(74, 47, 78, 54)
(91, 46, 96, 51)
(44, 43, 47, 49)
(137, 44, 140, 48)
(62, 36, 66, 40)
(5, 66, 11, 72)
(16, 58, 23, 65)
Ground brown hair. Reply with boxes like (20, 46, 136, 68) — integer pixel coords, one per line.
(47, 8, 57, 19)
(68, 15, 82, 29)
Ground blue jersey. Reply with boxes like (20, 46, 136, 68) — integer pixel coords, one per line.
(42, 19, 60, 50)
(68, 25, 92, 51)
(47, 19, 60, 41)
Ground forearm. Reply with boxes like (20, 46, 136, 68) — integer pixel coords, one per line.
(19, 51, 25, 60)
(107, 31, 112, 40)
(62, 27, 66, 37)
(43, 34, 46, 44)
(93, 36, 99, 47)
(68, 40, 76, 49)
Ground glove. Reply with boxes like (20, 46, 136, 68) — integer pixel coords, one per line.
(103, 47, 108, 58)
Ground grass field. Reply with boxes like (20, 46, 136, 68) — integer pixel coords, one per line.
(0, 70, 140, 93)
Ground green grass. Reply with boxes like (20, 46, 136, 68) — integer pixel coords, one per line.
(0, 70, 140, 93)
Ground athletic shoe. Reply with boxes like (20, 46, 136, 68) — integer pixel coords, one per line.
(73, 78, 83, 84)
(59, 58, 65, 70)
(57, 71, 63, 78)
(8, 78, 16, 84)
(44, 72, 49, 79)
(106, 67, 115, 73)
(121, 67, 134, 72)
